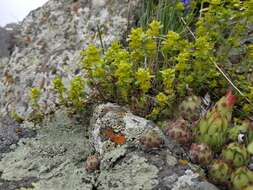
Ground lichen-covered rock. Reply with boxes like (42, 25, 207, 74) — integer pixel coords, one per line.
(90, 103, 167, 155)
(0, 115, 36, 158)
(89, 103, 220, 190)
(0, 0, 141, 118)
(0, 109, 94, 190)
(0, 103, 220, 189)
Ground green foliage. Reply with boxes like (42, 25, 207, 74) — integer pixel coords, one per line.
(27, 87, 45, 123)
(52, 75, 86, 112)
(68, 76, 86, 110)
(193, 0, 253, 115)
(11, 110, 25, 123)
(78, 0, 252, 118)
(138, 0, 197, 34)
(29, 87, 41, 109)
(136, 68, 153, 93)
(52, 76, 66, 104)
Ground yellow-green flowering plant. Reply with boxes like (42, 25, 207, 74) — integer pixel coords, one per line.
(49, 0, 253, 120)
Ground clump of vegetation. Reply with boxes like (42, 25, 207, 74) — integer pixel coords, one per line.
(23, 0, 253, 188)
(49, 0, 253, 121)
(27, 87, 44, 123)
(52, 75, 87, 113)
(29, 87, 41, 109)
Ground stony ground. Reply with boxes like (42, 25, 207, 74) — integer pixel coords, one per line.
(0, 104, 219, 190)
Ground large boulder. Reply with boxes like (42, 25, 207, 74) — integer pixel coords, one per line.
(0, 104, 219, 190)
(88, 103, 219, 190)
(0, 0, 140, 118)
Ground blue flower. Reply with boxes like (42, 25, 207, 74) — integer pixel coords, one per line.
(182, 0, 190, 5)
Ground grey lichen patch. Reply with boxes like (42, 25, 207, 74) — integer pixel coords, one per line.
(100, 145, 127, 170)
(0, 116, 36, 158)
(0, 109, 93, 190)
(171, 170, 199, 190)
(166, 154, 178, 167)
(97, 154, 159, 190)
(123, 113, 153, 142)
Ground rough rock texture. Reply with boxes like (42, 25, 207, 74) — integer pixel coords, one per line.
(0, 0, 140, 118)
(0, 108, 94, 190)
(0, 24, 20, 58)
(0, 103, 219, 190)
(88, 103, 219, 190)
(0, 116, 36, 159)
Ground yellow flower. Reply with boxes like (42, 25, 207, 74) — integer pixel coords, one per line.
(146, 20, 162, 37)
(161, 68, 175, 91)
(128, 28, 144, 50)
(162, 31, 180, 52)
(176, 2, 185, 11)
(210, 0, 221, 5)
(156, 92, 168, 106)
(136, 68, 153, 93)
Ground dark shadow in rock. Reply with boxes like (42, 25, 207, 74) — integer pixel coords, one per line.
(0, 176, 39, 190)
(0, 116, 37, 159)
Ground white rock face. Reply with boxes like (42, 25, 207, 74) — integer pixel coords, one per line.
(0, 0, 140, 118)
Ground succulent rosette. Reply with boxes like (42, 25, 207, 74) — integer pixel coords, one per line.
(164, 118, 192, 145)
(221, 142, 249, 168)
(178, 95, 202, 122)
(228, 119, 253, 143)
(139, 129, 164, 149)
(189, 143, 213, 166)
(194, 90, 236, 151)
(208, 160, 232, 186)
(231, 167, 253, 190)
(85, 155, 100, 173)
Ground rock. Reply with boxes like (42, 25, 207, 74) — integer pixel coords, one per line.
(90, 103, 167, 155)
(89, 103, 219, 190)
(195, 182, 220, 190)
(0, 0, 141, 118)
(0, 109, 94, 190)
(0, 115, 36, 158)
(0, 24, 19, 58)
(0, 104, 220, 189)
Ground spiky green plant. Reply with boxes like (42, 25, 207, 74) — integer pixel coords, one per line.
(231, 167, 253, 190)
(221, 142, 249, 168)
(194, 90, 236, 151)
(208, 160, 232, 186)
